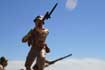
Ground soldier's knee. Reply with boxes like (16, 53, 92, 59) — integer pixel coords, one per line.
(25, 62, 31, 70)
(25, 66, 31, 70)
(33, 64, 38, 70)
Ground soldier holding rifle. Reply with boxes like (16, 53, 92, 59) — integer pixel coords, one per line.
(22, 3, 58, 70)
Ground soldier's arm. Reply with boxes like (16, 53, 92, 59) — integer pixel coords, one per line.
(44, 43, 50, 53)
(22, 29, 33, 43)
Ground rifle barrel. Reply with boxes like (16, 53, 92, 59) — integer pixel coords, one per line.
(49, 3, 58, 16)
(53, 54, 72, 62)
(48, 53, 72, 66)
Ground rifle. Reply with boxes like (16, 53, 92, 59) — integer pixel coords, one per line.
(45, 54, 72, 67)
(42, 3, 58, 24)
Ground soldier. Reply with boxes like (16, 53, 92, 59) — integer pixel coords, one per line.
(22, 3, 58, 70)
(22, 16, 50, 70)
(0, 56, 8, 70)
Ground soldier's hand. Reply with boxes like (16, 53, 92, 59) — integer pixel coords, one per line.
(22, 37, 27, 43)
(46, 47, 50, 53)
(44, 43, 50, 53)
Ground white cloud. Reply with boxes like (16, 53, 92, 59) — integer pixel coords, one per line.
(6, 58, 105, 70)
(6, 61, 25, 70)
(66, 0, 78, 11)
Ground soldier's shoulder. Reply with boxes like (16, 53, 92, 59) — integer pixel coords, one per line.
(44, 28, 49, 33)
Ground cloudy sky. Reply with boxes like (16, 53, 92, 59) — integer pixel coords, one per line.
(66, 0, 77, 10)
(0, 0, 105, 69)
(6, 59, 105, 70)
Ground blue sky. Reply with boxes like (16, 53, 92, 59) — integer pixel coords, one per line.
(0, 0, 105, 60)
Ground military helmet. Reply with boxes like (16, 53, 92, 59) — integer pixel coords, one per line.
(0, 56, 8, 63)
(33, 16, 44, 25)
